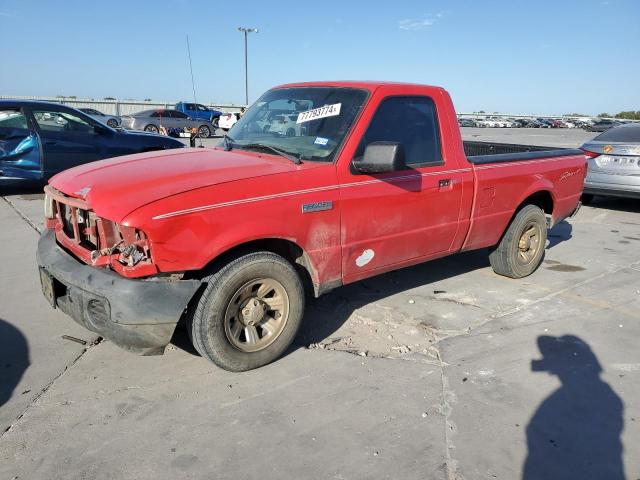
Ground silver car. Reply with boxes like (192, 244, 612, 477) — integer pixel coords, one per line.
(79, 108, 121, 128)
(581, 123, 640, 202)
(120, 109, 215, 138)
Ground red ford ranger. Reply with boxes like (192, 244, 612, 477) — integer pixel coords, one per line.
(37, 82, 586, 371)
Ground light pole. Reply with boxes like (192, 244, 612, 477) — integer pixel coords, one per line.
(237, 27, 258, 106)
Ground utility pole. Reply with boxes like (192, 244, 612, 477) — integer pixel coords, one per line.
(237, 27, 258, 106)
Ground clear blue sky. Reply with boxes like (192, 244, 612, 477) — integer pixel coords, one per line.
(1, 0, 638, 114)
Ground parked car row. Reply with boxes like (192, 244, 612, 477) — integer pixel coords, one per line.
(75, 102, 243, 138)
(458, 116, 597, 129)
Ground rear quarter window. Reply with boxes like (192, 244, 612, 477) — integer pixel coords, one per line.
(595, 124, 640, 143)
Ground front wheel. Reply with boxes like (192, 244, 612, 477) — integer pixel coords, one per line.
(107, 119, 118, 128)
(489, 205, 547, 279)
(144, 124, 159, 134)
(198, 125, 211, 138)
(188, 251, 305, 371)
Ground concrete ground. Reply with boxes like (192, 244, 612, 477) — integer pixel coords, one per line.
(1, 129, 638, 479)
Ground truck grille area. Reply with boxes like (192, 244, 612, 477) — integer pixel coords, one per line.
(45, 185, 156, 277)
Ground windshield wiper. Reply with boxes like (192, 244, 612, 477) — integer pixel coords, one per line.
(239, 142, 302, 165)
(222, 134, 234, 151)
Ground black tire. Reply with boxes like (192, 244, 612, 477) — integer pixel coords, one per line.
(144, 124, 159, 134)
(107, 119, 118, 128)
(581, 194, 594, 205)
(188, 251, 305, 371)
(286, 128, 295, 137)
(489, 205, 547, 279)
(198, 125, 211, 138)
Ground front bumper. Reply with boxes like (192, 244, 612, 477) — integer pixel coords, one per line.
(36, 230, 201, 355)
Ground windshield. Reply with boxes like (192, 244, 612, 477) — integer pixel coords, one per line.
(228, 86, 368, 162)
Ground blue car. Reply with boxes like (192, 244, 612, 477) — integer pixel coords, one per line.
(0, 100, 184, 183)
(174, 102, 222, 127)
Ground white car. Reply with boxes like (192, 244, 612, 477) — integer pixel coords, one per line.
(219, 112, 240, 131)
(477, 118, 498, 128)
(261, 113, 301, 137)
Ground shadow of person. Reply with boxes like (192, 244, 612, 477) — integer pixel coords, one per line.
(523, 335, 625, 480)
(546, 220, 573, 250)
(0, 318, 30, 408)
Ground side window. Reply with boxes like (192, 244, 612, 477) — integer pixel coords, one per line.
(355, 96, 442, 167)
(0, 108, 29, 131)
(33, 109, 95, 134)
(150, 111, 161, 118)
(196, 104, 208, 111)
(185, 104, 195, 110)
(172, 111, 188, 119)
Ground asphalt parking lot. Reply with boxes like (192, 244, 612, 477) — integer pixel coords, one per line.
(1, 129, 638, 479)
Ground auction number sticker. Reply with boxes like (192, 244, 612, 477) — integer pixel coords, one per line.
(297, 103, 342, 124)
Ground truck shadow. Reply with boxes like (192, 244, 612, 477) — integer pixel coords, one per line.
(523, 334, 625, 479)
(547, 220, 572, 250)
(294, 249, 490, 349)
(0, 318, 30, 410)
(587, 196, 640, 214)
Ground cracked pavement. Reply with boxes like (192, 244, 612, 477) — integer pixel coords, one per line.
(1, 173, 640, 479)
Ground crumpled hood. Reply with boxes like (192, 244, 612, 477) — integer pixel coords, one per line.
(49, 147, 299, 222)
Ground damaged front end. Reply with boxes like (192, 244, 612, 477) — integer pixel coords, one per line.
(44, 185, 157, 278)
(38, 186, 201, 355)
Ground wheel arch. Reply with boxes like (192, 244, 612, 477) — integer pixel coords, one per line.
(191, 237, 323, 297)
(516, 189, 554, 217)
(489, 188, 555, 250)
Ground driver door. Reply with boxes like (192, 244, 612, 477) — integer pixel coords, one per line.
(339, 95, 464, 282)
(29, 107, 103, 177)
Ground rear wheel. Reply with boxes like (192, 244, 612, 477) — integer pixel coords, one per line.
(106, 119, 118, 128)
(144, 124, 159, 134)
(188, 251, 305, 371)
(489, 205, 547, 279)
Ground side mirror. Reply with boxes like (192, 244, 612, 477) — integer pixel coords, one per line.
(352, 141, 406, 174)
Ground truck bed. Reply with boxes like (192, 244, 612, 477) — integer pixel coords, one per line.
(464, 141, 583, 165)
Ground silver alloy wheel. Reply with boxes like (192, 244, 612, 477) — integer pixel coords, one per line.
(223, 278, 290, 353)
(145, 124, 159, 133)
(198, 125, 211, 138)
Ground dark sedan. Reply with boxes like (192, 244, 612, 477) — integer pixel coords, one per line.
(0, 101, 184, 183)
(581, 123, 640, 202)
(587, 119, 622, 132)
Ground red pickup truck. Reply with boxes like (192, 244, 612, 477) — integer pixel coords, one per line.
(37, 81, 586, 371)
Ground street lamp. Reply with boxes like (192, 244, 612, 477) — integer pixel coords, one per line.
(237, 27, 259, 106)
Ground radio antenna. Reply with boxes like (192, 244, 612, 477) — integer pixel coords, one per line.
(186, 34, 197, 104)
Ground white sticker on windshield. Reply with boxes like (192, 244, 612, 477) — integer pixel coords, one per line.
(297, 103, 342, 124)
(314, 137, 329, 146)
